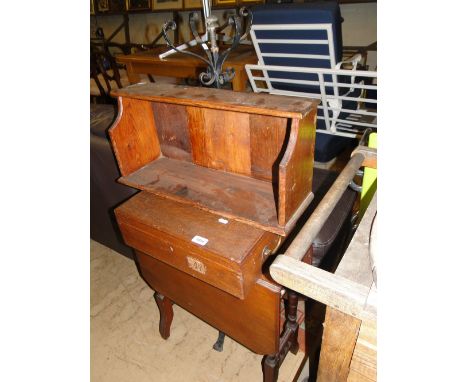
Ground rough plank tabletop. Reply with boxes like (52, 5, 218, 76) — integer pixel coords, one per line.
(111, 83, 318, 119)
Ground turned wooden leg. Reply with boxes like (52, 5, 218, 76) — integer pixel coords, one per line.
(153, 291, 174, 340)
(262, 354, 279, 382)
(263, 290, 300, 382)
(287, 290, 299, 354)
(126, 63, 142, 84)
(232, 67, 248, 92)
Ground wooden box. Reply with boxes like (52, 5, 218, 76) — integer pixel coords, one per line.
(109, 83, 318, 236)
(115, 192, 280, 299)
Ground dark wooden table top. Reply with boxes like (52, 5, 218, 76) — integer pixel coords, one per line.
(116, 44, 258, 67)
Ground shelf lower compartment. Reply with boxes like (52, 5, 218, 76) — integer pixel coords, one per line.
(118, 157, 289, 234)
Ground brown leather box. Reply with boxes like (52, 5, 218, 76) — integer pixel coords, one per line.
(115, 191, 281, 299)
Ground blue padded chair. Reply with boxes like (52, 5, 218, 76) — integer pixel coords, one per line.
(248, 1, 363, 164)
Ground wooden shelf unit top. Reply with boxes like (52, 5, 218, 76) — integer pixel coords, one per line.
(111, 83, 316, 120)
(109, 83, 317, 236)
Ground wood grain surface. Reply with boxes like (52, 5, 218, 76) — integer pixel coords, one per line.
(187, 107, 252, 176)
(278, 110, 316, 225)
(115, 191, 281, 299)
(116, 45, 258, 92)
(249, 114, 289, 182)
(347, 318, 377, 382)
(115, 191, 273, 264)
(111, 83, 317, 119)
(316, 308, 362, 382)
(111, 85, 318, 236)
(118, 157, 287, 234)
(109, 97, 161, 176)
(136, 250, 282, 355)
(152, 103, 192, 162)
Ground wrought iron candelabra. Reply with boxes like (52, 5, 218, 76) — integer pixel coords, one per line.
(160, 0, 252, 88)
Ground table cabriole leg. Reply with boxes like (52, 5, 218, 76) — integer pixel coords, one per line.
(154, 291, 174, 340)
(213, 331, 226, 352)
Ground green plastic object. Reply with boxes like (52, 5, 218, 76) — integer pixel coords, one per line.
(360, 133, 377, 215)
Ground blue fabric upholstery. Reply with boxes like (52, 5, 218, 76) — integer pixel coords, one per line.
(251, 2, 343, 65)
(314, 133, 357, 163)
(365, 88, 377, 109)
(250, 1, 356, 163)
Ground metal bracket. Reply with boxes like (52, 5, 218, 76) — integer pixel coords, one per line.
(349, 181, 362, 193)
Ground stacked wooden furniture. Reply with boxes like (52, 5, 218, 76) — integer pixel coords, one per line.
(109, 83, 318, 382)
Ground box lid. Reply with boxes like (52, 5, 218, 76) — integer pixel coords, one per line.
(115, 192, 281, 299)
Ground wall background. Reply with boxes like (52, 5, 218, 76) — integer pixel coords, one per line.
(91, 2, 377, 66)
(340, 3, 376, 46)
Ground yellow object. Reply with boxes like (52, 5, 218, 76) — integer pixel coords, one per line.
(360, 133, 377, 215)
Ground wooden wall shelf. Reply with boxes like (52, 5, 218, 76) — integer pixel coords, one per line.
(109, 83, 318, 236)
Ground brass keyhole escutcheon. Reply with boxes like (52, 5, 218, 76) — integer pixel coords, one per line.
(262, 246, 272, 261)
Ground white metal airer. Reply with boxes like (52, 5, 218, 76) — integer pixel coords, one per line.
(247, 23, 377, 138)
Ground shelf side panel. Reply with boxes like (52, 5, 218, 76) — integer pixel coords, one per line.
(249, 114, 289, 182)
(278, 110, 316, 226)
(109, 97, 161, 176)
